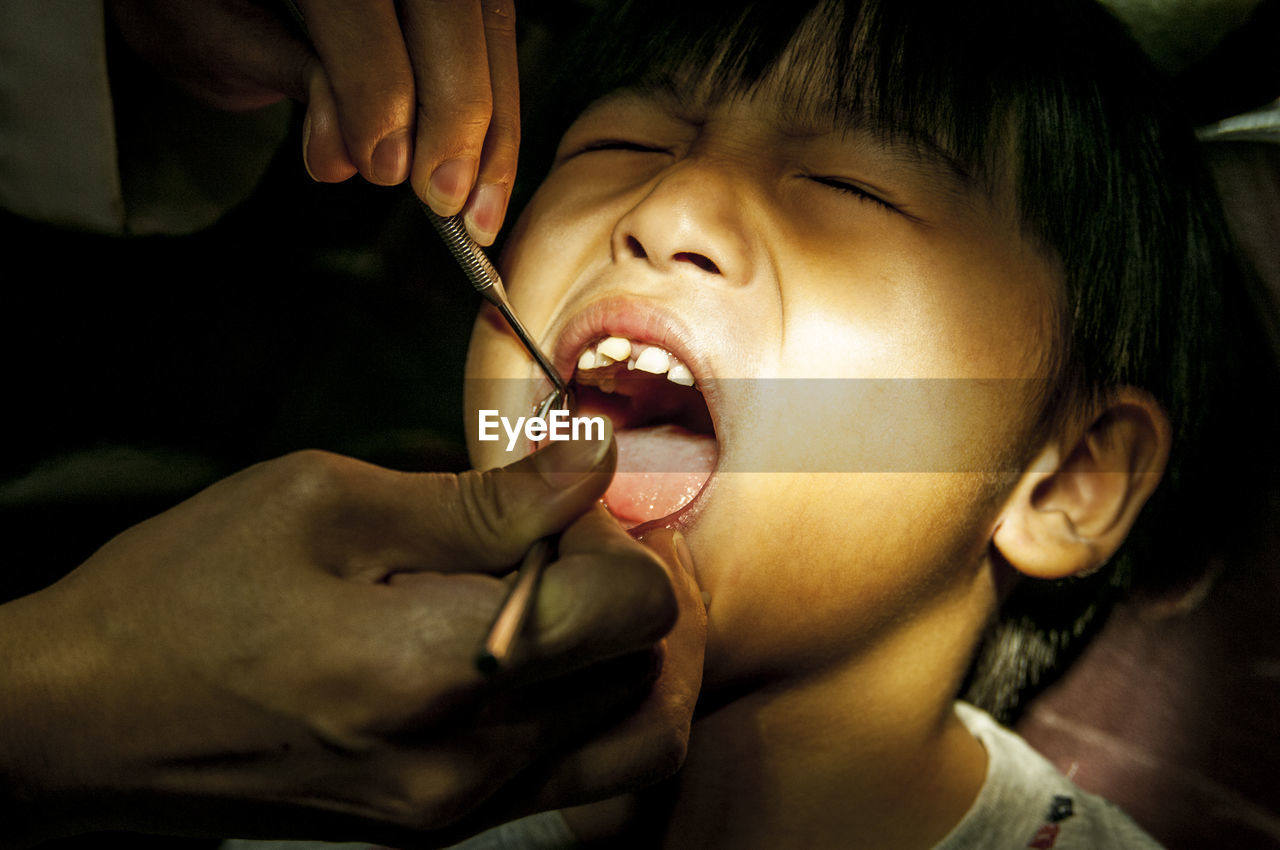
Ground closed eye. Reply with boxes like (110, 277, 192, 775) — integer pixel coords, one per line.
(810, 176, 899, 213)
(575, 139, 669, 156)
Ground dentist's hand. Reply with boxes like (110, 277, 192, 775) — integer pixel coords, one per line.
(107, 0, 520, 244)
(443, 517, 708, 842)
(0, 429, 701, 847)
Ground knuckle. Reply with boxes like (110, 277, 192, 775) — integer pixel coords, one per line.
(492, 112, 520, 145)
(653, 732, 690, 781)
(297, 695, 382, 758)
(307, 711, 379, 759)
(453, 469, 526, 560)
(626, 723, 689, 789)
(259, 450, 379, 530)
(485, 123, 521, 175)
(366, 77, 417, 113)
(344, 79, 416, 141)
(644, 704, 694, 781)
(270, 449, 348, 500)
(419, 95, 493, 144)
(393, 761, 490, 831)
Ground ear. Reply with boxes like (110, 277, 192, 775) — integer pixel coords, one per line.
(992, 389, 1172, 580)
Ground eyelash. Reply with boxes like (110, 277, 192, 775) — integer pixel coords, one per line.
(567, 144, 900, 214)
(577, 139, 668, 155)
(810, 176, 897, 212)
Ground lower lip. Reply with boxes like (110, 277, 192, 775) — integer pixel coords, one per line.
(610, 478, 712, 535)
(622, 491, 711, 537)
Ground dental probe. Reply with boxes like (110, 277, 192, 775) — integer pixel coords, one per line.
(421, 207, 568, 407)
(421, 207, 569, 673)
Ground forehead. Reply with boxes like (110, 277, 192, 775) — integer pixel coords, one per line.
(574, 0, 1012, 194)
(628, 79, 979, 192)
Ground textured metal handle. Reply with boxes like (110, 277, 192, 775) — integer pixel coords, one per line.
(422, 206, 568, 401)
(422, 206, 507, 307)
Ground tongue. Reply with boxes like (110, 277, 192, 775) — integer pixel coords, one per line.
(605, 423, 716, 525)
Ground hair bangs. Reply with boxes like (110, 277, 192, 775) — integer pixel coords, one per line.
(548, 0, 1029, 189)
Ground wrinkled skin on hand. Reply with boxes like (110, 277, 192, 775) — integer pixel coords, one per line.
(107, 0, 520, 244)
(0, 434, 706, 847)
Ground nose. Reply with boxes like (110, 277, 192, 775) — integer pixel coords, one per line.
(611, 162, 755, 286)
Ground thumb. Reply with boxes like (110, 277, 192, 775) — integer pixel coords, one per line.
(419, 419, 617, 572)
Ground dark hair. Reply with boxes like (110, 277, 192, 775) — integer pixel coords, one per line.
(520, 0, 1241, 721)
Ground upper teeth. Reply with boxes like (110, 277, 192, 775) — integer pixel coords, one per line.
(576, 335, 696, 387)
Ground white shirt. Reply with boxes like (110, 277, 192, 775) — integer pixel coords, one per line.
(221, 703, 1165, 850)
(0, 0, 290, 235)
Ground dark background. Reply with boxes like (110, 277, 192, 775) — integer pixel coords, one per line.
(2, 1, 1277, 848)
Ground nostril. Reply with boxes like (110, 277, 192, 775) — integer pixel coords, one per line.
(625, 235, 648, 259)
(673, 251, 721, 274)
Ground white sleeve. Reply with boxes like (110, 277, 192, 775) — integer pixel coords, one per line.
(0, 0, 293, 236)
(0, 0, 124, 232)
(1198, 99, 1280, 143)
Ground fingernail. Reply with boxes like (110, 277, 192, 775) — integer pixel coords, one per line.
(371, 130, 410, 185)
(671, 531, 705, 606)
(426, 157, 477, 216)
(534, 417, 613, 489)
(672, 531, 693, 573)
(301, 111, 317, 182)
(465, 183, 507, 245)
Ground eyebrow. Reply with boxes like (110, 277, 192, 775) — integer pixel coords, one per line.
(646, 84, 982, 210)
(791, 98, 979, 186)
(644, 73, 978, 182)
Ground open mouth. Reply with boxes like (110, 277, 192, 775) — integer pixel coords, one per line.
(568, 334, 718, 529)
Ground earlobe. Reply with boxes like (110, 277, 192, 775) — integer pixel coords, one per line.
(992, 389, 1172, 580)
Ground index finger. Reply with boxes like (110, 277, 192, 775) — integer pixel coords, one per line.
(448, 525, 706, 827)
(525, 525, 707, 805)
(297, 0, 417, 184)
(402, 0, 496, 217)
(514, 505, 681, 676)
(461, 0, 521, 245)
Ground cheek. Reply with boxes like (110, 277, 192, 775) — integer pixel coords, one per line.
(494, 205, 566, 336)
(727, 377, 1036, 481)
(464, 316, 539, 469)
(692, 471, 1002, 683)
(464, 183, 603, 468)
(484, 185, 623, 379)
(778, 221, 1058, 383)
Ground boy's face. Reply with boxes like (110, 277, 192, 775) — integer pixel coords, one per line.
(465, 75, 1062, 691)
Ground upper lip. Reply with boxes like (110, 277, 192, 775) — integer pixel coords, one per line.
(550, 294, 719, 419)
